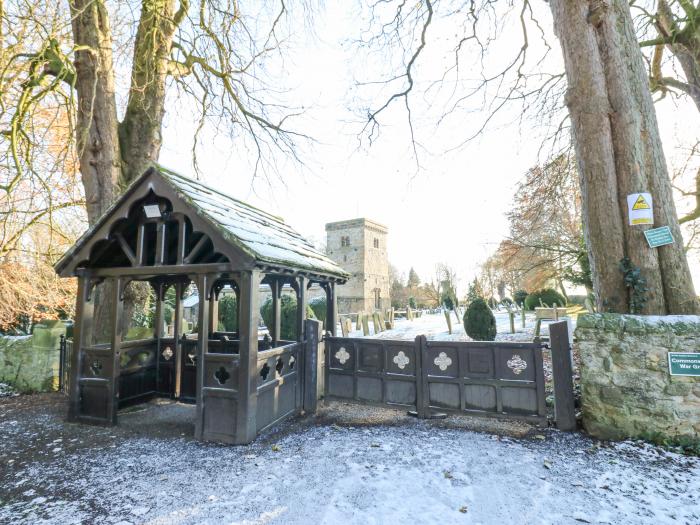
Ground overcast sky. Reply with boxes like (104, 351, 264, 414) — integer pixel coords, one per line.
(158, 2, 699, 294)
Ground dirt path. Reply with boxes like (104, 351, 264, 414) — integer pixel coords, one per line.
(1, 394, 698, 524)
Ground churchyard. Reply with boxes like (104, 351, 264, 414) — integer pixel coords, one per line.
(3, 0, 700, 523)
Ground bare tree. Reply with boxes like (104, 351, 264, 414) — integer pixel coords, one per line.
(355, 0, 698, 314)
(2, 0, 309, 225)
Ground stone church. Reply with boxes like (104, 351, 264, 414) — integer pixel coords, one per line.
(325, 218, 390, 314)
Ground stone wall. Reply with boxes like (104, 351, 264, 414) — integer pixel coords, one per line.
(0, 321, 66, 392)
(576, 313, 700, 441)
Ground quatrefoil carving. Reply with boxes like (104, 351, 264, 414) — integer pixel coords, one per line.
(214, 366, 230, 385)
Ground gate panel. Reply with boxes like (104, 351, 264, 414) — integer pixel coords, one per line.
(325, 336, 547, 423)
(200, 352, 239, 443)
(78, 345, 116, 422)
(256, 342, 302, 432)
(326, 338, 418, 409)
(424, 341, 546, 421)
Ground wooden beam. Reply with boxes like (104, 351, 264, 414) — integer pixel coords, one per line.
(114, 233, 136, 266)
(135, 224, 146, 265)
(194, 274, 211, 441)
(296, 276, 307, 342)
(176, 215, 187, 265)
(184, 234, 209, 264)
(235, 269, 261, 444)
(67, 275, 93, 421)
(108, 276, 124, 425)
(270, 278, 281, 345)
(173, 281, 185, 398)
(90, 263, 236, 278)
(209, 291, 219, 334)
(153, 282, 164, 392)
(325, 282, 337, 336)
(155, 221, 167, 265)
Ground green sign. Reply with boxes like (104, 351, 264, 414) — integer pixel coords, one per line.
(644, 226, 674, 248)
(668, 352, 700, 376)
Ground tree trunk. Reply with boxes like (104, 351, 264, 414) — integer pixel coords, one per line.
(656, 0, 700, 113)
(71, 2, 181, 339)
(119, 0, 181, 184)
(549, 0, 699, 315)
(69, 0, 122, 224)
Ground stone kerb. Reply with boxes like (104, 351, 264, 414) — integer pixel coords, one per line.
(576, 313, 700, 441)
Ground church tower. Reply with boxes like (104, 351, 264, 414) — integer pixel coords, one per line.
(325, 218, 390, 313)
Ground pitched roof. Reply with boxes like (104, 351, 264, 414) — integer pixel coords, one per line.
(56, 165, 348, 280)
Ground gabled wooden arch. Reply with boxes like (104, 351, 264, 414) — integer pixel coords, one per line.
(56, 169, 253, 277)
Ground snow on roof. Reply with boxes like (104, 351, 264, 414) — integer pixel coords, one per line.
(55, 165, 348, 280)
(157, 166, 347, 277)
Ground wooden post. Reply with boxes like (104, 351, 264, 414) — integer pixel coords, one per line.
(153, 283, 164, 393)
(155, 221, 166, 265)
(415, 335, 429, 418)
(296, 276, 307, 342)
(303, 319, 322, 413)
(356, 312, 363, 331)
(108, 276, 124, 425)
(325, 282, 337, 336)
(173, 281, 185, 398)
(68, 274, 93, 421)
(208, 291, 218, 334)
(521, 308, 526, 328)
(194, 274, 211, 441)
(550, 321, 576, 431)
(235, 269, 261, 444)
(509, 311, 515, 334)
(270, 279, 281, 345)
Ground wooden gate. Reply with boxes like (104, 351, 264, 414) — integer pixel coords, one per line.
(324, 321, 575, 427)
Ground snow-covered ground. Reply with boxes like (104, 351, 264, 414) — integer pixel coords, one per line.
(1, 397, 698, 525)
(342, 311, 574, 342)
(0, 383, 18, 398)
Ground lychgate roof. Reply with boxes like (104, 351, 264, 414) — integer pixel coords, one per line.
(55, 165, 349, 281)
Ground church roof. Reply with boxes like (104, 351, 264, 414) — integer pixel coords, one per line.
(55, 165, 348, 281)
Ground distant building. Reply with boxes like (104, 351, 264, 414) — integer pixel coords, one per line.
(325, 218, 390, 313)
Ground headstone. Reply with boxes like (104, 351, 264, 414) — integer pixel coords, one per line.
(362, 314, 370, 336)
(509, 312, 515, 334)
(444, 310, 452, 335)
(372, 313, 382, 334)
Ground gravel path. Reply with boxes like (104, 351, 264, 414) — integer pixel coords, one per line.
(1, 394, 698, 525)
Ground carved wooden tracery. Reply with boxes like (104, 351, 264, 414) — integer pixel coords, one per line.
(86, 192, 230, 272)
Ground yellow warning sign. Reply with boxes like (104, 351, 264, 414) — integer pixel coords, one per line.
(627, 192, 653, 226)
(632, 194, 650, 210)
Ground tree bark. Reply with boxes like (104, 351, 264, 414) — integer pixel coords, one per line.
(550, 0, 699, 314)
(119, 0, 182, 184)
(69, 0, 122, 224)
(656, 0, 700, 113)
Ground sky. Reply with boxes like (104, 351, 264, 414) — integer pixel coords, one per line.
(158, 2, 700, 295)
